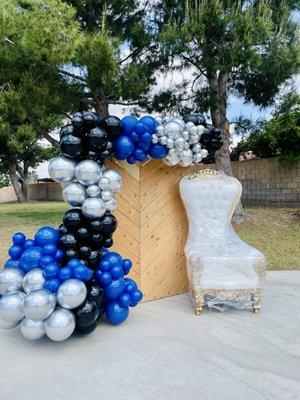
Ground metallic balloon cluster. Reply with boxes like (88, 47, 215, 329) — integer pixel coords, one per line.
(152, 114, 223, 167)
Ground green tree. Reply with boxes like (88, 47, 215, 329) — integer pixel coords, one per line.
(0, 123, 56, 202)
(151, 0, 299, 176)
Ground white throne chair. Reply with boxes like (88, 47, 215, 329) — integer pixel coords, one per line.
(180, 169, 266, 315)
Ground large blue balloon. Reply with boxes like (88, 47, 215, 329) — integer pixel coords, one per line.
(4, 259, 20, 269)
(35, 227, 59, 247)
(105, 301, 129, 325)
(148, 144, 168, 159)
(134, 122, 147, 135)
(12, 232, 26, 246)
(133, 147, 147, 162)
(139, 116, 157, 134)
(8, 245, 23, 259)
(104, 278, 126, 300)
(121, 116, 138, 135)
(19, 246, 44, 272)
(102, 252, 123, 269)
(114, 135, 135, 160)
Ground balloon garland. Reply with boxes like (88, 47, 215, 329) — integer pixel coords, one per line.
(0, 111, 222, 341)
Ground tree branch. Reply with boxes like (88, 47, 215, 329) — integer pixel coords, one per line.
(181, 54, 207, 77)
(108, 100, 140, 106)
(28, 114, 59, 148)
(58, 68, 87, 83)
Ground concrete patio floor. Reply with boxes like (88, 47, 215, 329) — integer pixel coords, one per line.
(0, 270, 299, 400)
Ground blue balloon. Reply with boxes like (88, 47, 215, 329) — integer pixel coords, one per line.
(148, 144, 168, 159)
(104, 278, 126, 300)
(8, 245, 23, 260)
(54, 249, 65, 262)
(111, 266, 124, 279)
(134, 122, 147, 135)
(23, 239, 35, 250)
(122, 259, 132, 275)
(103, 252, 123, 269)
(99, 259, 111, 272)
(43, 243, 57, 256)
(127, 156, 137, 164)
(121, 115, 138, 135)
(4, 259, 20, 269)
(73, 265, 93, 282)
(129, 131, 140, 142)
(105, 301, 129, 325)
(19, 246, 44, 272)
(59, 267, 73, 282)
(12, 232, 26, 246)
(133, 147, 148, 162)
(140, 132, 151, 143)
(114, 135, 135, 160)
(118, 293, 131, 308)
(130, 289, 143, 307)
(35, 227, 59, 247)
(97, 271, 112, 287)
(45, 278, 60, 294)
(67, 258, 81, 270)
(125, 278, 138, 294)
(101, 248, 109, 255)
(39, 255, 55, 268)
(44, 263, 59, 279)
(139, 116, 157, 134)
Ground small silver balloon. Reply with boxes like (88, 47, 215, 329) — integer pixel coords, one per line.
(156, 125, 166, 137)
(168, 148, 177, 157)
(151, 134, 159, 144)
(185, 121, 195, 130)
(165, 121, 182, 139)
(189, 134, 199, 145)
(98, 176, 111, 191)
(159, 136, 168, 146)
(23, 289, 56, 321)
(75, 160, 102, 186)
(44, 307, 75, 341)
(102, 169, 122, 193)
(86, 184, 101, 197)
(163, 154, 180, 166)
(187, 125, 198, 135)
(48, 156, 77, 183)
(0, 268, 24, 295)
(57, 279, 87, 309)
(62, 182, 87, 206)
(163, 115, 172, 124)
(201, 149, 209, 158)
(23, 268, 45, 294)
(183, 142, 190, 150)
(101, 189, 114, 202)
(180, 149, 193, 167)
(0, 317, 20, 330)
(192, 144, 202, 153)
(20, 318, 45, 340)
(172, 117, 185, 127)
(105, 197, 117, 212)
(166, 138, 175, 149)
(82, 197, 106, 219)
(175, 137, 186, 149)
(156, 116, 162, 125)
(0, 291, 25, 322)
(193, 152, 203, 164)
(182, 130, 190, 141)
(197, 125, 205, 135)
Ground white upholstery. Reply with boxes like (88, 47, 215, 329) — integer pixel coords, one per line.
(180, 170, 266, 307)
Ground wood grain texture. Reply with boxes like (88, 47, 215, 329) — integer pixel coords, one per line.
(107, 160, 200, 301)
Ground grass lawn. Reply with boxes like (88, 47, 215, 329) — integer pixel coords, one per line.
(0, 201, 299, 270)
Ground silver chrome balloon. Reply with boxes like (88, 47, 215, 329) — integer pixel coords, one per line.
(163, 154, 180, 166)
(100, 189, 113, 202)
(182, 130, 190, 141)
(192, 144, 202, 153)
(23, 268, 45, 294)
(86, 184, 101, 197)
(23, 289, 56, 321)
(0, 268, 24, 295)
(105, 197, 117, 212)
(159, 136, 167, 146)
(98, 176, 111, 191)
(185, 121, 195, 130)
(82, 197, 106, 219)
(156, 125, 165, 137)
(57, 279, 87, 309)
(187, 125, 198, 135)
(20, 318, 45, 340)
(201, 149, 209, 158)
(0, 291, 25, 322)
(165, 121, 182, 139)
(0, 317, 20, 330)
(102, 169, 122, 193)
(175, 137, 186, 149)
(44, 307, 75, 341)
(166, 138, 175, 149)
(197, 125, 205, 135)
(75, 160, 102, 186)
(62, 182, 87, 206)
(193, 152, 203, 164)
(172, 117, 185, 127)
(48, 156, 77, 183)
(189, 134, 199, 145)
(151, 134, 159, 144)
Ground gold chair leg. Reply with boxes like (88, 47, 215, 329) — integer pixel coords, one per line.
(194, 294, 204, 316)
(252, 292, 261, 314)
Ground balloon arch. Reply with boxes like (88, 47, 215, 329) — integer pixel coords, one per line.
(0, 112, 222, 341)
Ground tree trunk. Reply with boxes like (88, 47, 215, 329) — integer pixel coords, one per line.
(8, 164, 27, 203)
(209, 73, 245, 220)
(93, 92, 109, 118)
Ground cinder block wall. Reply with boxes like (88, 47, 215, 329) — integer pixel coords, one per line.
(231, 157, 300, 207)
(4, 156, 298, 207)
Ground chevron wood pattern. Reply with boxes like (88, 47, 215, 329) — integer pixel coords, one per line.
(107, 159, 201, 301)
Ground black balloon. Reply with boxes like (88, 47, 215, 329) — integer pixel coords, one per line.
(103, 237, 113, 248)
(75, 227, 90, 242)
(60, 124, 75, 139)
(105, 116, 122, 139)
(82, 111, 101, 129)
(58, 224, 68, 236)
(101, 214, 117, 236)
(64, 249, 78, 260)
(74, 298, 99, 327)
(60, 134, 83, 159)
(75, 319, 98, 335)
(63, 209, 84, 232)
(182, 114, 199, 125)
(87, 127, 108, 150)
(91, 233, 103, 248)
(87, 250, 102, 269)
(79, 246, 91, 259)
(87, 281, 104, 310)
(89, 219, 103, 233)
(58, 234, 77, 250)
